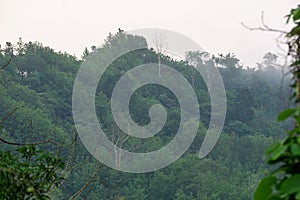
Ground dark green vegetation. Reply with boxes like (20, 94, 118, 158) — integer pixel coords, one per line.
(0, 30, 290, 199)
(254, 5, 300, 200)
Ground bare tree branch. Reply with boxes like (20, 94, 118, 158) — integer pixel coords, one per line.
(0, 104, 26, 124)
(241, 11, 288, 34)
(69, 164, 101, 200)
(152, 32, 168, 76)
(0, 133, 77, 147)
(0, 50, 14, 70)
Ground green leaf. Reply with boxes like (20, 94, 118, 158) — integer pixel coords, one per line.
(277, 108, 296, 121)
(269, 144, 287, 161)
(280, 174, 300, 195)
(292, 7, 300, 21)
(254, 176, 277, 200)
(296, 192, 300, 200)
(291, 144, 300, 155)
(286, 13, 292, 23)
(289, 26, 300, 37)
(265, 142, 281, 156)
(297, 136, 300, 144)
(26, 187, 35, 193)
(295, 116, 300, 124)
(267, 195, 283, 200)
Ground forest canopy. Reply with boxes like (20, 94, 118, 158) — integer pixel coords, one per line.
(0, 31, 291, 199)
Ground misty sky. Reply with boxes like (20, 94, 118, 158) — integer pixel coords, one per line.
(1, 0, 296, 67)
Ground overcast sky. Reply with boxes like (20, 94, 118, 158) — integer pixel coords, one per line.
(1, 0, 296, 67)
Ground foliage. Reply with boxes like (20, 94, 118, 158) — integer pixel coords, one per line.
(0, 41, 74, 200)
(254, 5, 300, 200)
(0, 30, 290, 199)
(0, 145, 64, 199)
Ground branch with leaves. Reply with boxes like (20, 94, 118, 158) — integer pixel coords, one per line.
(254, 5, 300, 200)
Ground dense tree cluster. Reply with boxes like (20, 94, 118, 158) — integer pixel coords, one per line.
(0, 30, 290, 199)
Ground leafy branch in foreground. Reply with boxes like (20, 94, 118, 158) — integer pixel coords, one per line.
(254, 5, 300, 200)
(0, 145, 64, 200)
